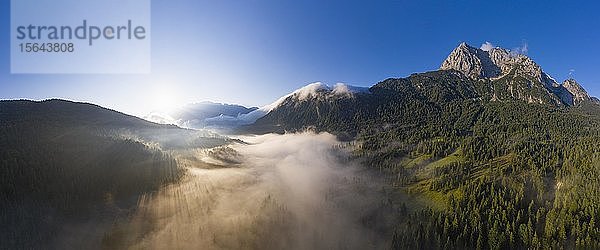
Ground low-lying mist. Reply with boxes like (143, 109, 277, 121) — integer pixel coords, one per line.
(112, 132, 396, 249)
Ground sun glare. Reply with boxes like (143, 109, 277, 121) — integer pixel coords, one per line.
(149, 87, 180, 113)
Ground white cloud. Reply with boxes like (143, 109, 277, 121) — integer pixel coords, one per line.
(480, 41, 495, 51)
(293, 82, 330, 99)
(512, 41, 529, 55)
(332, 83, 370, 95)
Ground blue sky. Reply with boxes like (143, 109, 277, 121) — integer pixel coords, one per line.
(1, 0, 600, 116)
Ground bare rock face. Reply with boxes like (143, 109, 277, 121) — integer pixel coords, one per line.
(440, 42, 500, 79)
(562, 79, 591, 105)
(441, 43, 555, 85)
(440, 42, 596, 106)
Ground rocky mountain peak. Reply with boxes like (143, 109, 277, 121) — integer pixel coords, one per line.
(438, 42, 597, 106)
(440, 43, 500, 79)
(562, 78, 591, 104)
(441, 42, 554, 85)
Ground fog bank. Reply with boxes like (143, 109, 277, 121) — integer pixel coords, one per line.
(119, 132, 395, 249)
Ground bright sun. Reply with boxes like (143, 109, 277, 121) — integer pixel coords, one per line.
(155, 94, 176, 111)
(150, 87, 180, 113)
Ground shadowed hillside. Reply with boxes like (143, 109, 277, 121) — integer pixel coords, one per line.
(0, 100, 230, 249)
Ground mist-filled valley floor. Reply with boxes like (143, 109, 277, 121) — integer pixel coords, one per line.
(104, 132, 397, 249)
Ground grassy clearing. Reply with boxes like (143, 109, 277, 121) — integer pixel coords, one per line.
(404, 154, 432, 169)
(415, 148, 464, 180)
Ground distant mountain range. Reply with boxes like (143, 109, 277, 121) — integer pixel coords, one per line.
(144, 101, 259, 129)
(148, 42, 597, 133)
(145, 83, 370, 131)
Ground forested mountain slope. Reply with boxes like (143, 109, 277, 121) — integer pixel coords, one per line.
(248, 43, 600, 248)
(0, 99, 230, 248)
